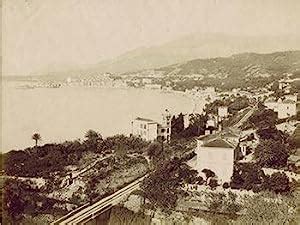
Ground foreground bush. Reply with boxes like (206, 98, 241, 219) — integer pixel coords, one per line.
(236, 193, 297, 224)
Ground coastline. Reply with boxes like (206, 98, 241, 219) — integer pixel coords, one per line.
(2, 82, 206, 153)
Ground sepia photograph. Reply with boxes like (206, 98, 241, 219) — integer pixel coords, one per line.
(1, 0, 300, 224)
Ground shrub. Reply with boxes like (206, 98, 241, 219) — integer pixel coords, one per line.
(196, 176, 205, 185)
(255, 139, 289, 168)
(264, 172, 291, 194)
(140, 158, 198, 209)
(222, 182, 230, 189)
(238, 194, 297, 224)
(208, 178, 219, 189)
(202, 168, 216, 180)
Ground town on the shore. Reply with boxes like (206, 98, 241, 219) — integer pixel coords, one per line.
(1, 67, 299, 224)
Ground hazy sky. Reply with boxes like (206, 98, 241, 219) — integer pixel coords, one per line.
(3, 0, 300, 75)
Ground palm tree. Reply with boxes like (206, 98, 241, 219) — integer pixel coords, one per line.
(84, 130, 102, 151)
(32, 133, 41, 147)
(84, 130, 102, 142)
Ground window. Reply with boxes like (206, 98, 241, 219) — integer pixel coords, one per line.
(167, 128, 170, 133)
(161, 128, 165, 132)
(144, 124, 147, 129)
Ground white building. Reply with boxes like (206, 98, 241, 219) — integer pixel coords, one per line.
(195, 137, 236, 183)
(142, 78, 152, 84)
(131, 118, 158, 141)
(144, 84, 161, 89)
(218, 106, 229, 120)
(206, 114, 217, 128)
(264, 97, 297, 119)
(201, 86, 217, 102)
(284, 94, 298, 102)
(277, 99, 297, 119)
(131, 109, 171, 142)
(264, 97, 278, 111)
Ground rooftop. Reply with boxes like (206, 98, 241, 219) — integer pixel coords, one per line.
(265, 97, 277, 103)
(198, 129, 240, 142)
(202, 138, 236, 148)
(282, 99, 296, 104)
(134, 117, 157, 123)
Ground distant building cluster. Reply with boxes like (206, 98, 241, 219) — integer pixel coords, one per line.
(264, 94, 297, 119)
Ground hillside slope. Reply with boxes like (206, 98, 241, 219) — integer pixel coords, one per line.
(159, 51, 300, 76)
(154, 50, 300, 89)
(90, 34, 300, 74)
(38, 33, 300, 77)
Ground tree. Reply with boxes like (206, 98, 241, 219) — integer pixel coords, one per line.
(84, 130, 102, 142)
(32, 133, 41, 147)
(202, 168, 215, 181)
(270, 81, 279, 92)
(228, 96, 250, 114)
(146, 142, 163, 166)
(264, 172, 291, 194)
(3, 179, 40, 222)
(255, 139, 290, 168)
(222, 182, 230, 189)
(247, 108, 277, 130)
(171, 113, 185, 138)
(208, 178, 219, 189)
(84, 130, 102, 150)
(230, 164, 265, 191)
(293, 125, 300, 148)
(141, 158, 197, 209)
(182, 114, 207, 137)
(230, 168, 244, 189)
(101, 134, 148, 155)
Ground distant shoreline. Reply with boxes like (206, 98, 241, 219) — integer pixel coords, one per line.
(2, 84, 201, 153)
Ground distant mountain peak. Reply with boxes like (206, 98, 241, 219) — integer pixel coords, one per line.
(37, 33, 300, 77)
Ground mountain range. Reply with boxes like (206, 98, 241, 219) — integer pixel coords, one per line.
(157, 50, 300, 77)
(39, 33, 300, 77)
(154, 50, 300, 90)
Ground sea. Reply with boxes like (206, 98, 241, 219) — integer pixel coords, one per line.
(1, 81, 205, 153)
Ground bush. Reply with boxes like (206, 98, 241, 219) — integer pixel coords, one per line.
(222, 182, 230, 189)
(202, 168, 216, 180)
(196, 176, 205, 185)
(238, 194, 297, 224)
(208, 178, 219, 189)
(255, 139, 289, 168)
(100, 135, 149, 154)
(141, 158, 198, 209)
(230, 163, 265, 191)
(3, 179, 41, 221)
(4, 142, 84, 178)
(243, 108, 277, 130)
(264, 172, 291, 194)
